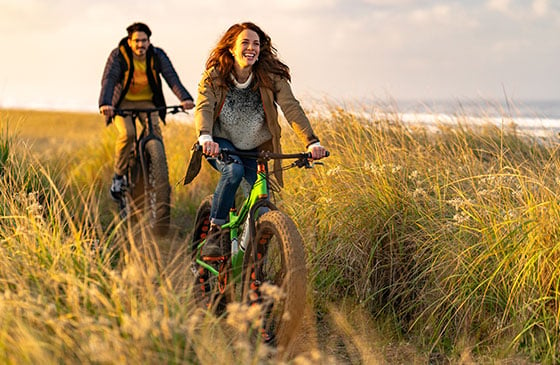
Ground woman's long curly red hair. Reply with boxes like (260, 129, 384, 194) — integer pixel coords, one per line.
(205, 22, 290, 90)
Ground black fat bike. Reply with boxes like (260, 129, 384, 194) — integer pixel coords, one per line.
(113, 105, 184, 235)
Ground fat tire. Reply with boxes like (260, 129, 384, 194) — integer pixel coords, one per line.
(130, 156, 144, 210)
(243, 210, 307, 352)
(189, 194, 213, 256)
(189, 195, 227, 312)
(143, 139, 171, 235)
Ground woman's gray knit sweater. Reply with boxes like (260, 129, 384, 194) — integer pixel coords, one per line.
(213, 85, 272, 150)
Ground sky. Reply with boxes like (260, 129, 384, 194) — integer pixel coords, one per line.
(1, 0, 559, 112)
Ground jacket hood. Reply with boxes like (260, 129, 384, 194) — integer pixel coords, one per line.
(118, 36, 128, 47)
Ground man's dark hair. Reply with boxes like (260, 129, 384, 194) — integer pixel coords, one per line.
(127, 22, 152, 38)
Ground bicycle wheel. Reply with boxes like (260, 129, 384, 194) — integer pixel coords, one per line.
(243, 210, 307, 352)
(129, 151, 143, 206)
(189, 195, 228, 313)
(143, 139, 171, 235)
(189, 194, 213, 255)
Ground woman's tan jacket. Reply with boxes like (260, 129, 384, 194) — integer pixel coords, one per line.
(194, 67, 320, 187)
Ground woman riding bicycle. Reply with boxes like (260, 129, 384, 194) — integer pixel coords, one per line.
(193, 22, 327, 258)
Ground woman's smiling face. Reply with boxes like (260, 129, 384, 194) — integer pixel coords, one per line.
(230, 29, 260, 70)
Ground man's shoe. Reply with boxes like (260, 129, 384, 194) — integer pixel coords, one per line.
(110, 174, 126, 201)
(201, 224, 224, 258)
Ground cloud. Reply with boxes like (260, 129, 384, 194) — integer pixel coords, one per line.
(2, 0, 560, 110)
(486, 0, 558, 20)
(360, 0, 419, 5)
(486, 0, 511, 14)
(274, 0, 337, 10)
(0, 0, 53, 31)
(532, 0, 548, 17)
(407, 4, 477, 29)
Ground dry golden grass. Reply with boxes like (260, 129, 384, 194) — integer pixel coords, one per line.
(3, 105, 554, 364)
(0, 108, 105, 155)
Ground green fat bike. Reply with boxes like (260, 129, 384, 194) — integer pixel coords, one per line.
(189, 146, 328, 350)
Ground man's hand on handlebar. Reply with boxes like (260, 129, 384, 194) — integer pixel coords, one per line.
(181, 99, 195, 110)
(99, 105, 115, 118)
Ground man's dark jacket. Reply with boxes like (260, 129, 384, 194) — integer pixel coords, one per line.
(99, 37, 192, 123)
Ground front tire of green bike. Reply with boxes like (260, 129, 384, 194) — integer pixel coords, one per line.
(143, 139, 171, 235)
(243, 210, 307, 354)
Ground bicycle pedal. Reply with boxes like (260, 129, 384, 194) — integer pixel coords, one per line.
(260, 329, 275, 344)
(201, 255, 226, 262)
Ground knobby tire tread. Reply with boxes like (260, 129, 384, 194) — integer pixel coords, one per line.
(144, 139, 171, 235)
(245, 210, 307, 353)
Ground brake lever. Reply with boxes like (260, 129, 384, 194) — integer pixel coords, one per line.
(293, 158, 310, 168)
(305, 161, 325, 169)
(219, 151, 235, 164)
(169, 106, 183, 114)
(293, 158, 326, 169)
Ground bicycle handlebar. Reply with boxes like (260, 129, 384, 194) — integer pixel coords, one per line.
(194, 143, 329, 161)
(114, 105, 185, 117)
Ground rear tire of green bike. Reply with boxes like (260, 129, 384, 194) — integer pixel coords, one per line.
(243, 210, 307, 355)
(189, 194, 213, 255)
(189, 194, 227, 313)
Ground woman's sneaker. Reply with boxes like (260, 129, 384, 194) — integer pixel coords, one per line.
(201, 224, 226, 258)
(110, 174, 126, 201)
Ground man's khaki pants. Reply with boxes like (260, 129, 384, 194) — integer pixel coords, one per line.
(113, 100, 162, 176)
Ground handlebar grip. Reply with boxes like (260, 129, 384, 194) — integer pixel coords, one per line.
(308, 150, 330, 158)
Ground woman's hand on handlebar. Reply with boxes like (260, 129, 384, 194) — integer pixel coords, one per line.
(198, 134, 219, 156)
(307, 144, 328, 160)
(201, 140, 220, 157)
(99, 105, 115, 118)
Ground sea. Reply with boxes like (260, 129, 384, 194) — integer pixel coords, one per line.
(122, 96, 560, 143)
(326, 98, 560, 143)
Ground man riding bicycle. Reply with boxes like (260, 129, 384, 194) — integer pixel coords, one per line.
(99, 22, 195, 200)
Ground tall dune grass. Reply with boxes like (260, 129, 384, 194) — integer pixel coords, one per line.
(3, 104, 557, 363)
(279, 107, 559, 363)
(0, 117, 328, 364)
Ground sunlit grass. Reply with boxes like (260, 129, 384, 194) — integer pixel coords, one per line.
(0, 113, 329, 364)
(280, 106, 560, 363)
(1, 125, 312, 364)
(0, 108, 104, 156)
(3, 104, 558, 363)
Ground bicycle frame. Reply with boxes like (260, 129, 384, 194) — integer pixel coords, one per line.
(195, 157, 272, 280)
(193, 149, 322, 281)
(114, 106, 182, 185)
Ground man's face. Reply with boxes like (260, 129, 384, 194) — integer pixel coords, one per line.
(127, 31, 150, 59)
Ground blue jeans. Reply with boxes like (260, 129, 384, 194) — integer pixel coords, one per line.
(207, 138, 258, 225)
